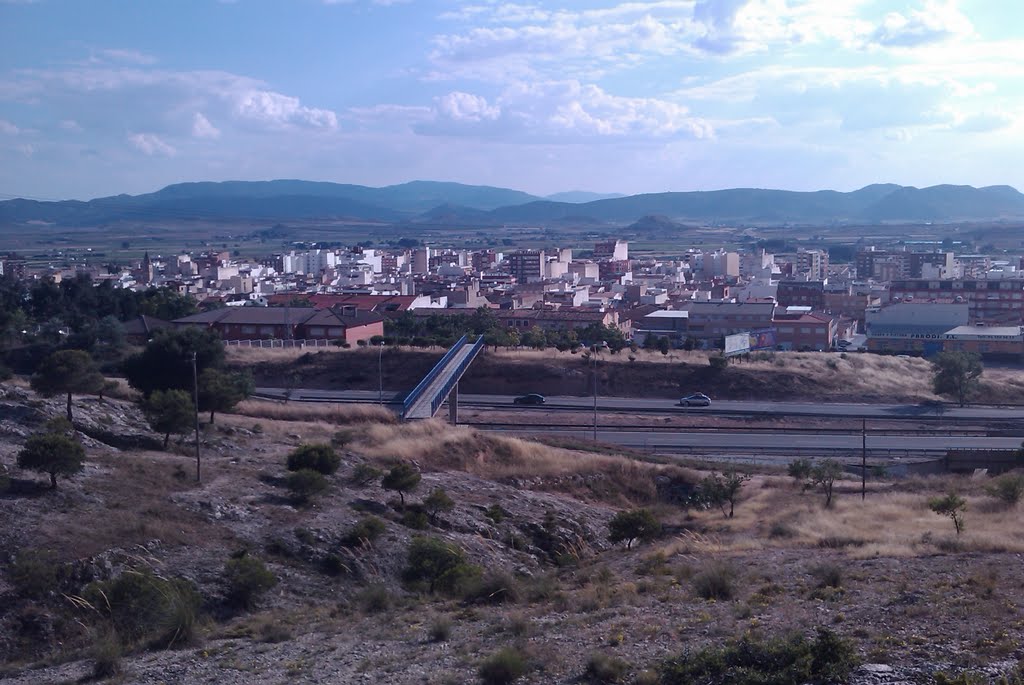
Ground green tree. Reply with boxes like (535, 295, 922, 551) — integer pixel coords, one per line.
(403, 536, 478, 594)
(18, 422, 86, 488)
(696, 470, 751, 518)
(223, 555, 278, 610)
(381, 462, 422, 505)
(286, 469, 329, 504)
(123, 327, 225, 396)
(985, 473, 1024, 506)
(787, 458, 813, 483)
(30, 349, 104, 422)
(286, 443, 341, 475)
(141, 389, 195, 449)
(607, 509, 661, 549)
(198, 368, 254, 424)
(929, 492, 967, 535)
(423, 488, 455, 524)
(931, 350, 983, 407)
(807, 459, 844, 508)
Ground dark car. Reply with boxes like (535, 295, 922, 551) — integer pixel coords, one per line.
(513, 393, 546, 405)
(678, 393, 712, 407)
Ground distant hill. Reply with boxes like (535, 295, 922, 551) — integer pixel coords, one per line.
(545, 190, 624, 203)
(2, 180, 1022, 227)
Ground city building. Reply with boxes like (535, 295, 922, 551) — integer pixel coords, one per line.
(506, 250, 545, 283)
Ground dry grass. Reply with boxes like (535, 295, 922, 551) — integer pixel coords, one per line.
(231, 399, 397, 425)
(225, 345, 351, 364)
(354, 419, 698, 506)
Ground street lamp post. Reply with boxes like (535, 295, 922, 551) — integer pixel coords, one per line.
(378, 341, 385, 406)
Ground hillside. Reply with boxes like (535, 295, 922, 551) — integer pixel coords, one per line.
(4, 381, 1024, 684)
(3, 180, 1023, 227)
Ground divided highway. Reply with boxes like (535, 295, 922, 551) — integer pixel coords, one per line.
(254, 387, 1024, 422)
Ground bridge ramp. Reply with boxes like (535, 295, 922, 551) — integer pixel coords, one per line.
(403, 335, 484, 420)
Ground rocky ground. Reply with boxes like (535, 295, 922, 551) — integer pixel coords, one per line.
(2, 382, 1024, 684)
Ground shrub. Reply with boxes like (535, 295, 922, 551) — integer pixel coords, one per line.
(224, 555, 278, 610)
(424, 487, 455, 524)
(8, 551, 65, 600)
(585, 652, 629, 684)
(331, 430, 354, 449)
(286, 443, 341, 475)
(787, 458, 813, 482)
(341, 516, 387, 547)
(429, 615, 453, 642)
(462, 571, 521, 605)
(485, 504, 508, 524)
(811, 563, 843, 590)
(659, 628, 858, 685)
(929, 492, 967, 535)
(768, 521, 796, 539)
(357, 583, 391, 614)
(478, 647, 529, 685)
(381, 462, 421, 505)
(286, 468, 329, 504)
(808, 459, 844, 508)
(695, 470, 751, 518)
(403, 536, 480, 595)
(82, 570, 201, 648)
(91, 628, 122, 679)
(708, 355, 728, 370)
(350, 463, 383, 486)
(692, 561, 736, 601)
(607, 509, 661, 549)
(986, 473, 1024, 506)
(400, 506, 430, 530)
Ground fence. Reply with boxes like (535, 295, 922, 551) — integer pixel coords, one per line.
(224, 339, 336, 349)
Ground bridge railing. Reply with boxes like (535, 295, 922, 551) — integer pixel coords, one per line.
(426, 335, 484, 419)
(402, 334, 468, 418)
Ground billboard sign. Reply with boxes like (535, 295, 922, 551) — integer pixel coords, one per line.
(724, 332, 750, 357)
(748, 328, 776, 351)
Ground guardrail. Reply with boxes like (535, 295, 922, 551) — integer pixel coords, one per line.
(462, 421, 1024, 438)
(402, 334, 468, 419)
(425, 335, 484, 419)
(225, 339, 335, 348)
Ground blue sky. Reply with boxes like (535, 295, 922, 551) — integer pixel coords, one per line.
(1, 0, 1022, 200)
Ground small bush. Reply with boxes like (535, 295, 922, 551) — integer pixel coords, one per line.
(286, 469, 328, 504)
(331, 429, 355, 449)
(692, 561, 736, 601)
(350, 463, 383, 486)
(429, 615, 452, 642)
(585, 652, 629, 684)
(462, 571, 521, 605)
(485, 504, 508, 524)
(381, 461, 422, 505)
(91, 628, 122, 679)
(8, 551, 64, 600)
(404, 536, 481, 595)
(787, 458, 813, 482)
(424, 487, 455, 524)
(478, 647, 529, 685)
(659, 628, 858, 685)
(286, 443, 341, 475)
(224, 555, 277, 610)
(341, 516, 387, 547)
(400, 506, 430, 530)
(82, 570, 201, 648)
(769, 521, 796, 539)
(708, 355, 728, 370)
(811, 563, 843, 590)
(817, 536, 864, 549)
(986, 473, 1024, 506)
(607, 509, 661, 549)
(357, 583, 391, 614)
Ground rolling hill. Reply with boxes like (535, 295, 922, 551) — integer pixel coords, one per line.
(2, 180, 1022, 227)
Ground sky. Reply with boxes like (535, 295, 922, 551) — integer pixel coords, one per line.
(1, 0, 1023, 200)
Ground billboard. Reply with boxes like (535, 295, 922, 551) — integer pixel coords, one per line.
(748, 328, 776, 351)
(724, 332, 750, 357)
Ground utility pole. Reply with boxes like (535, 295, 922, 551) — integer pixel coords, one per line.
(192, 352, 201, 483)
(378, 341, 385, 406)
(861, 417, 867, 500)
(592, 349, 598, 442)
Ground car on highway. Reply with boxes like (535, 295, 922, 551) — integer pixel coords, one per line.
(513, 393, 546, 405)
(678, 393, 712, 407)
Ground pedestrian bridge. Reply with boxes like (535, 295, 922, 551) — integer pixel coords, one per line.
(403, 334, 484, 421)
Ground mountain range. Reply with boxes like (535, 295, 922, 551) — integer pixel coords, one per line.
(2, 180, 1023, 227)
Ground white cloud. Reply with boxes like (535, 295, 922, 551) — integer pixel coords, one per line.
(0, 119, 19, 135)
(868, 1, 973, 48)
(191, 112, 221, 139)
(97, 48, 157, 65)
(128, 132, 176, 156)
(233, 90, 338, 130)
(951, 111, 1015, 133)
(59, 119, 82, 132)
(437, 91, 500, 122)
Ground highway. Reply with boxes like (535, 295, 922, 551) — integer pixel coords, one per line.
(254, 387, 1024, 422)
